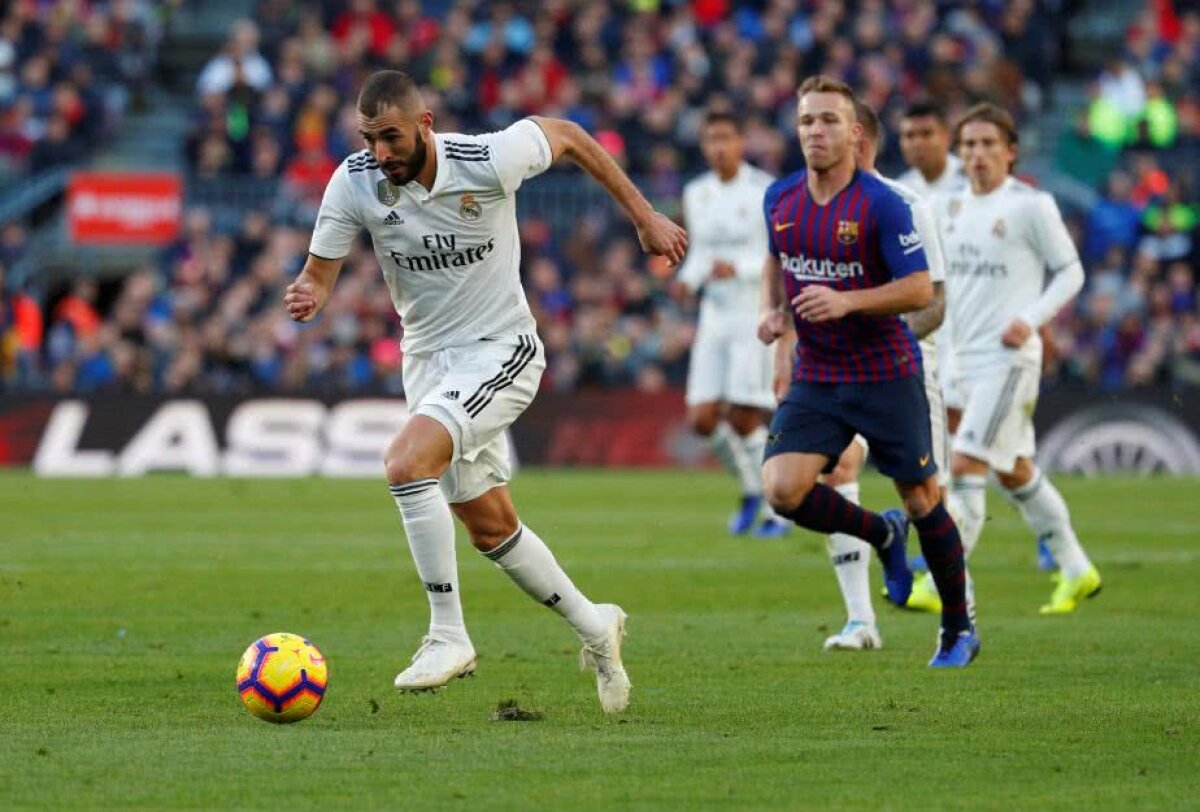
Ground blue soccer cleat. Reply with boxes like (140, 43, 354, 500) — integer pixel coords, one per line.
(728, 495, 763, 535)
(928, 626, 981, 668)
(1036, 534, 1058, 572)
(908, 553, 929, 572)
(879, 509, 914, 606)
(752, 516, 791, 538)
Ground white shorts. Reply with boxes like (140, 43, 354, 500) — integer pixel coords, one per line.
(685, 330, 774, 410)
(953, 363, 1039, 474)
(925, 367, 950, 487)
(403, 333, 544, 504)
(851, 368, 949, 485)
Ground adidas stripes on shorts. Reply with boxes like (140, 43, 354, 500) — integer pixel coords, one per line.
(403, 333, 544, 503)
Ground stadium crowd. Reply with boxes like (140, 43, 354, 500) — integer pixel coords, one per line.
(1, 0, 1198, 395)
(0, 0, 164, 180)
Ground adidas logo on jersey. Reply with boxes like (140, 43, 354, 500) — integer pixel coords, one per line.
(383, 211, 404, 226)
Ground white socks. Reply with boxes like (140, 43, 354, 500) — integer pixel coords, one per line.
(709, 422, 764, 497)
(739, 426, 768, 495)
(485, 523, 607, 643)
(390, 479, 466, 641)
(948, 474, 987, 557)
(825, 482, 875, 625)
(1005, 470, 1093, 578)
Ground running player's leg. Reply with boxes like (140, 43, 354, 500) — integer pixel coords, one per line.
(947, 369, 1003, 558)
(385, 414, 476, 690)
(820, 438, 880, 650)
(727, 404, 789, 536)
(906, 370, 954, 611)
(762, 384, 908, 566)
(687, 338, 761, 533)
(855, 375, 976, 665)
(728, 336, 790, 536)
(440, 334, 627, 710)
(995, 458, 1101, 615)
(452, 477, 627, 712)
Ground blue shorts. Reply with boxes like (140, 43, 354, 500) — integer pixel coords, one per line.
(764, 376, 938, 483)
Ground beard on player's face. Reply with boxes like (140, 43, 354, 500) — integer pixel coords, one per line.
(383, 128, 428, 185)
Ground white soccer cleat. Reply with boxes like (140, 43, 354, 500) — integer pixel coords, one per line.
(580, 604, 631, 714)
(823, 620, 882, 651)
(394, 634, 477, 692)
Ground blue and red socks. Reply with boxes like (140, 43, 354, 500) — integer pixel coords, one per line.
(912, 502, 970, 636)
(781, 483, 893, 549)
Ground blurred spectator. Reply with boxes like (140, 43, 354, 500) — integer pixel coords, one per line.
(4, 1, 1197, 396)
(0, 0, 157, 180)
(195, 19, 273, 97)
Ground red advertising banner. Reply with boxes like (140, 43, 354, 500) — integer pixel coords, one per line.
(67, 172, 183, 244)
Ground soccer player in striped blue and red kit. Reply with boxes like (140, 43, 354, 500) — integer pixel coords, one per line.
(757, 76, 980, 666)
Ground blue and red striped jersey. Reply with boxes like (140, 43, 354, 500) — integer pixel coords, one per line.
(764, 169, 929, 383)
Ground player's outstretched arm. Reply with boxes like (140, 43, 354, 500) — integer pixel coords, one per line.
(530, 116, 687, 266)
(284, 254, 345, 323)
(792, 271, 932, 323)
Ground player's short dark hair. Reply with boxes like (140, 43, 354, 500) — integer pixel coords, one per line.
(954, 102, 1019, 147)
(853, 99, 885, 154)
(903, 102, 948, 125)
(357, 70, 423, 117)
(703, 110, 741, 134)
(797, 74, 856, 113)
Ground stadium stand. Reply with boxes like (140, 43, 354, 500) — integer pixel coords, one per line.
(1, 0, 1197, 395)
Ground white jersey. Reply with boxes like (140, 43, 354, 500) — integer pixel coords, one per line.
(874, 172, 945, 374)
(933, 177, 1084, 372)
(309, 119, 553, 355)
(677, 163, 774, 337)
(897, 153, 968, 198)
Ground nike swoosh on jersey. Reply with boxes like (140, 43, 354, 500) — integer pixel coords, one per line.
(774, 221, 795, 232)
(919, 455, 930, 466)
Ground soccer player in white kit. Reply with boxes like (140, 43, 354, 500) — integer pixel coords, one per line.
(283, 71, 687, 711)
(811, 100, 954, 650)
(896, 103, 969, 199)
(677, 111, 788, 538)
(932, 103, 1102, 614)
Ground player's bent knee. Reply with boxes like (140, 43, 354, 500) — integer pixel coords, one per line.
(687, 408, 720, 437)
(726, 406, 763, 436)
(899, 480, 940, 519)
(995, 458, 1035, 491)
(384, 418, 453, 484)
(383, 445, 447, 485)
(763, 478, 812, 515)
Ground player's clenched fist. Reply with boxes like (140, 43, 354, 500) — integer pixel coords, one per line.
(284, 281, 319, 322)
(636, 211, 688, 267)
(757, 309, 788, 345)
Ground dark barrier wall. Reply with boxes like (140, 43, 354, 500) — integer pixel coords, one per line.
(2, 389, 1199, 475)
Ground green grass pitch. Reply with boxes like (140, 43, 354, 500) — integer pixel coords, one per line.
(2, 470, 1198, 810)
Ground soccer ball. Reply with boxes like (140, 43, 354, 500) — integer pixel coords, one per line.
(236, 632, 328, 723)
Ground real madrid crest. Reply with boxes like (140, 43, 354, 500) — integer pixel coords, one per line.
(837, 219, 859, 245)
(376, 179, 400, 207)
(992, 218, 1007, 238)
(948, 199, 962, 217)
(459, 194, 482, 221)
